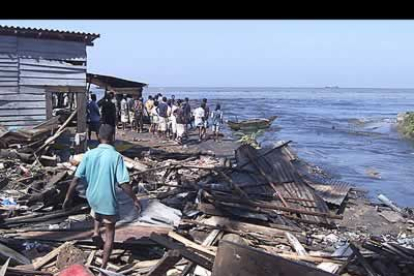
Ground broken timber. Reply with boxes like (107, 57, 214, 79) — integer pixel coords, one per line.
(211, 240, 336, 276)
(149, 233, 213, 271)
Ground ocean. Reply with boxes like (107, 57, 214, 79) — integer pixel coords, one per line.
(144, 87, 414, 206)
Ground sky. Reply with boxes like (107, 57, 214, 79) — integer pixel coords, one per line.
(1, 20, 414, 88)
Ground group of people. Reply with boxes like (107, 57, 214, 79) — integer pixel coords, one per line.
(86, 92, 224, 144)
(146, 93, 224, 144)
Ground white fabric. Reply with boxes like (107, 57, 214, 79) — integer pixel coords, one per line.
(177, 124, 185, 137)
(158, 117, 167, 131)
(193, 107, 205, 127)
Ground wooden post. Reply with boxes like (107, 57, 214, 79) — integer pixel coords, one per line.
(147, 250, 181, 276)
(76, 90, 87, 133)
(45, 92, 53, 120)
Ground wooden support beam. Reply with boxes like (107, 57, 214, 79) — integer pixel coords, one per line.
(167, 231, 216, 257)
(211, 240, 336, 276)
(45, 92, 53, 120)
(150, 233, 213, 271)
(349, 243, 378, 276)
(147, 250, 181, 276)
(76, 91, 87, 133)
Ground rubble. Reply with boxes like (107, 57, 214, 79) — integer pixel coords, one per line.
(0, 123, 413, 276)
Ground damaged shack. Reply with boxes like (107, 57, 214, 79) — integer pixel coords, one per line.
(0, 25, 100, 133)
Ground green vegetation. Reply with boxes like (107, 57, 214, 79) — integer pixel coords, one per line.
(399, 112, 414, 138)
(235, 129, 265, 149)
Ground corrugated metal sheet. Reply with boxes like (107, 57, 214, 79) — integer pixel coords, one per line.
(20, 58, 86, 87)
(308, 180, 352, 206)
(232, 144, 331, 225)
(18, 38, 87, 61)
(0, 25, 99, 46)
(0, 32, 87, 128)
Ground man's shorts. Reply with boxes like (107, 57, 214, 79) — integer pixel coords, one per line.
(129, 111, 135, 124)
(158, 117, 167, 132)
(88, 122, 100, 132)
(211, 124, 220, 132)
(176, 124, 185, 137)
(90, 209, 116, 224)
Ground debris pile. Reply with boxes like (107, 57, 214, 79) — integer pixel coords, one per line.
(0, 124, 413, 276)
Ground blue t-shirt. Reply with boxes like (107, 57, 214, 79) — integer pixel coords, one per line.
(87, 101, 100, 123)
(75, 144, 130, 215)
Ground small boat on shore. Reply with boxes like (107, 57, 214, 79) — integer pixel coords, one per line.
(227, 115, 278, 131)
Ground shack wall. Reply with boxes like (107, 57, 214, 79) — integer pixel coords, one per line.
(0, 35, 87, 128)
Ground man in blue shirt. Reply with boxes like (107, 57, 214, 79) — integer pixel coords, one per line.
(63, 124, 141, 271)
(87, 93, 101, 141)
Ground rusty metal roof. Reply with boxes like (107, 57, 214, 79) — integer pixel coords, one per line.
(87, 73, 147, 89)
(233, 144, 331, 225)
(0, 25, 100, 46)
(308, 180, 352, 206)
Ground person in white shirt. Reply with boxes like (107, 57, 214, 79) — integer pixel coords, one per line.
(150, 101, 159, 136)
(120, 95, 129, 131)
(170, 101, 178, 141)
(193, 102, 206, 142)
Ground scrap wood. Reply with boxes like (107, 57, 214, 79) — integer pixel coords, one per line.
(32, 241, 76, 270)
(181, 229, 222, 276)
(89, 266, 125, 276)
(94, 257, 121, 271)
(146, 250, 181, 276)
(285, 232, 307, 256)
(196, 216, 303, 240)
(275, 252, 345, 264)
(211, 240, 336, 276)
(85, 250, 96, 266)
(6, 267, 53, 275)
(237, 140, 292, 169)
(208, 193, 342, 219)
(167, 231, 216, 257)
(0, 258, 10, 276)
(35, 107, 79, 155)
(0, 242, 31, 265)
(117, 260, 160, 274)
(150, 233, 213, 271)
(349, 243, 378, 276)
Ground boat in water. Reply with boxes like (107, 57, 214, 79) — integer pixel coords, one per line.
(227, 115, 278, 131)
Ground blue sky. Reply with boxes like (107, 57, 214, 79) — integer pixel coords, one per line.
(1, 20, 414, 88)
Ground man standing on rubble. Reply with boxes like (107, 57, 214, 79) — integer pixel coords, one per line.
(62, 124, 141, 272)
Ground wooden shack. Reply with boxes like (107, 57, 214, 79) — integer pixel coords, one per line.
(0, 25, 100, 132)
(87, 73, 147, 97)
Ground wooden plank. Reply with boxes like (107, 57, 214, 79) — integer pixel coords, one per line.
(191, 229, 222, 276)
(0, 258, 10, 276)
(0, 242, 31, 265)
(168, 231, 216, 257)
(150, 233, 213, 271)
(46, 92, 53, 119)
(147, 250, 181, 276)
(285, 232, 307, 256)
(211, 241, 336, 276)
(349, 243, 377, 276)
(76, 91, 87, 132)
(200, 216, 294, 239)
(32, 241, 76, 270)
